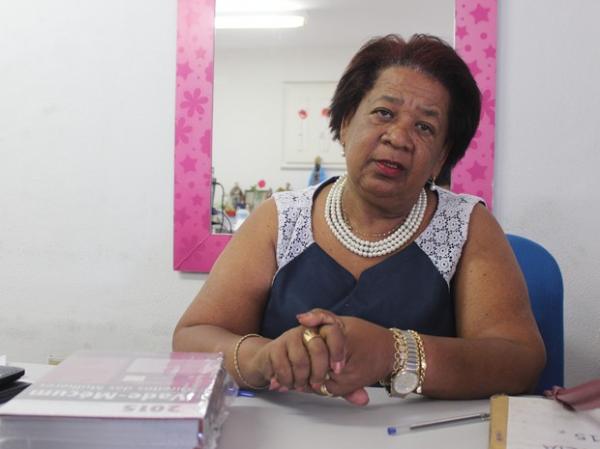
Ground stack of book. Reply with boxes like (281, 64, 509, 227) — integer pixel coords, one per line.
(0, 350, 237, 449)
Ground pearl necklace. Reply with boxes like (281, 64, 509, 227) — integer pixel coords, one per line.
(341, 208, 405, 238)
(324, 175, 428, 258)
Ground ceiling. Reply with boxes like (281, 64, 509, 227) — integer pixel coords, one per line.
(215, 0, 455, 49)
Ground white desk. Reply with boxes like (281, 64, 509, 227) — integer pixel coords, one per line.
(221, 389, 489, 449)
(7, 363, 490, 449)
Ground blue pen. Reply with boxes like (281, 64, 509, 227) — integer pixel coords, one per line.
(387, 412, 490, 435)
(237, 389, 256, 397)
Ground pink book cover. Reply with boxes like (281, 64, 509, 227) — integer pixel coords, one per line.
(0, 351, 235, 420)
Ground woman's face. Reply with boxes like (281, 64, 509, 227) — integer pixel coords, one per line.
(340, 66, 450, 202)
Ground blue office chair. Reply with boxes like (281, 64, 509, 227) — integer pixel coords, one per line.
(506, 234, 564, 394)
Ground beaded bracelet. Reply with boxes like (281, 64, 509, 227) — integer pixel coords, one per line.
(233, 333, 268, 390)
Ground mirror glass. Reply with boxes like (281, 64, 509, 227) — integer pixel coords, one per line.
(210, 0, 454, 233)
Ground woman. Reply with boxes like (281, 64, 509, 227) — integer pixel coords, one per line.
(173, 34, 545, 406)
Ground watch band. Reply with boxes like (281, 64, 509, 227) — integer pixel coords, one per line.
(380, 328, 406, 389)
(409, 330, 427, 394)
(401, 329, 420, 389)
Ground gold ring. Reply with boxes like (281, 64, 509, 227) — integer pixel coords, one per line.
(319, 383, 333, 397)
(302, 328, 322, 345)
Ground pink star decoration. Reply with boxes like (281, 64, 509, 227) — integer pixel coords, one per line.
(484, 45, 496, 59)
(456, 26, 468, 40)
(467, 60, 482, 78)
(192, 195, 203, 206)
(175, 208, 191, 226)
(470, 4, 490, 23)
(452, 182, 464, 193)
(467, 160, 487, 181)
(181, 236, 199, 249)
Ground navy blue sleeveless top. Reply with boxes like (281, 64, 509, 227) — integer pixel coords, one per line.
(260, 178, 482, 339)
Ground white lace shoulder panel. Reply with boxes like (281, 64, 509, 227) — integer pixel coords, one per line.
(415, 188, 484, 286)
(273, 185, 318, 271)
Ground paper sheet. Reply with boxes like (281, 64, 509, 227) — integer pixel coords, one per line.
(506, 396, 600, 449)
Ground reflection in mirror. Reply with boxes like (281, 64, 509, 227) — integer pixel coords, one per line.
(210, 0, 454, 233)
(173, 0, 496, 272)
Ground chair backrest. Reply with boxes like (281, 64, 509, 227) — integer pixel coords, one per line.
(506, 234, 564, 393)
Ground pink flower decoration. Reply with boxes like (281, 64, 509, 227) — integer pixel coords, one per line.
(321, 108, 330, 117)
(481, 89, 495, 125)
(195, 47, 207, 59)
(258, 180, 266, 188)
(298, 109, 308, 119)
(180, 88, 208, 117)
(177, 61, 193, 79)
(184, 10, 200, 28)
(175, 117, 192, 145)
(200, 130, 212, 156)
(205, 61, 213, 83)
(203, 172, 211, 187)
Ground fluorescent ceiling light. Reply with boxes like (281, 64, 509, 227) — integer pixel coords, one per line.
(215, 14, 306, 29)
(216, 0, 303, 13)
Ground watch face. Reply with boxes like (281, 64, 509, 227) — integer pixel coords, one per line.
(392, 371, 419, 395)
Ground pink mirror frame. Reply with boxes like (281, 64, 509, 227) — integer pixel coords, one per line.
(173, 0, 497, 272)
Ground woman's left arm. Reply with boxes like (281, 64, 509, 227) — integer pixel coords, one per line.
(299, 204, 546, 399)
(419, 203, 546, 398)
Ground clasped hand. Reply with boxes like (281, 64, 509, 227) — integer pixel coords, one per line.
(249, 309, 393, 406)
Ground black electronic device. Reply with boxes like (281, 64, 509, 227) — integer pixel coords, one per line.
(0, 366, 29, 404)
(0, 366, 24, 387)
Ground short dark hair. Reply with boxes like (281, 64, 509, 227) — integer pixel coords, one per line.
(329, 34, 481, 169)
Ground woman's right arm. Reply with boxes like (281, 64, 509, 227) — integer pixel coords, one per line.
(172, 198, 279, 387)
(172, 198, 343, 391)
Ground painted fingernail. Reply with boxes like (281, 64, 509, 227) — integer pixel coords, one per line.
(269, 378, 280, 391)
(278, 386, 289, 393)
(333, 361, 344, 374)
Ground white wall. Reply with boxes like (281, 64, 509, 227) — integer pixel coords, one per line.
(1, 1, 598, 384)
(494, 1, 600, 384)
(0, 0, 202, 361)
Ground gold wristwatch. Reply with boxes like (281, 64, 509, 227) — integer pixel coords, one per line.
(389, 329, 420, 397)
